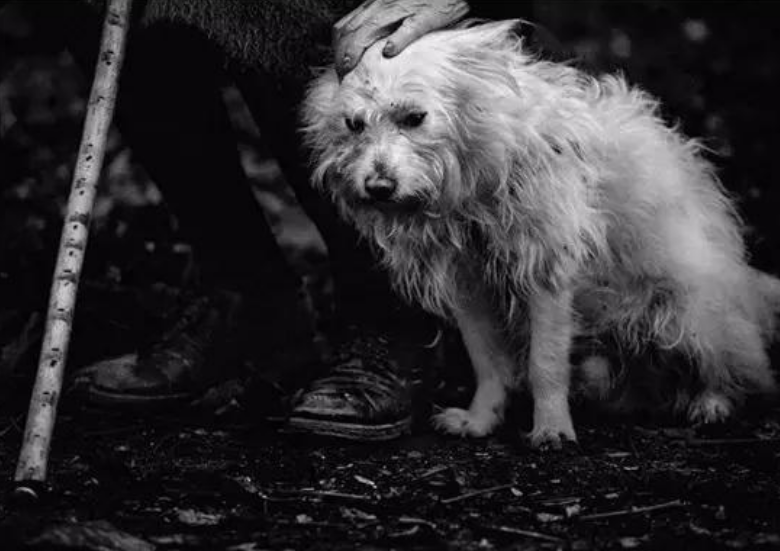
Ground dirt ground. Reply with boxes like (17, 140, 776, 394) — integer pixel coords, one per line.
(0, 398, 779, 550)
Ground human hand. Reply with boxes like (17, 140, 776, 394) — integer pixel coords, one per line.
(333, 0, 470, 77)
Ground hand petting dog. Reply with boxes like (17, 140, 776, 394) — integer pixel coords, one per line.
(333, 0, 470, 77)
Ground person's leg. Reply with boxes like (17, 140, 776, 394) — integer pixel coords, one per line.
(27, 3, 314, 406)
(232, 70, 404, 324)
(72, 23, 295, 290)
(234, 68, 438, 439)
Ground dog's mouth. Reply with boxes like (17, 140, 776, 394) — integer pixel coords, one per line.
(351, 194, 428, 215)
(329, 175, 436, 218)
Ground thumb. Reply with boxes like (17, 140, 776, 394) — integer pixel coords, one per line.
(336, 26, 389, 78)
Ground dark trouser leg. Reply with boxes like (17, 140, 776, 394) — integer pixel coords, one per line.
(40, 3, 296, 294)
(28, 4, 315, 404)
(232, 70, 419, 331)
(234, 70, 438, 439)
(117, 29, 296, 292)
(110, 26, 322, 394)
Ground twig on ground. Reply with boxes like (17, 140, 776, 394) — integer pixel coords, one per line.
(254, 492, 309, 503)
(398, 516, 437, 529)
(686, 437, 780, 446)
(418, 465, 450, 479)
(579, 499, 684, 521)
(273, 519, 350, 530)
(482, 524, 563, 543)
(441, 483, 515, 504)
(283, 489, 374, 502)
(13, 0, 134, 497)
(536, 496, 581, 506)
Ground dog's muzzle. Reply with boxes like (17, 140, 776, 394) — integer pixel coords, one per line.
(364, 174, 398, 202)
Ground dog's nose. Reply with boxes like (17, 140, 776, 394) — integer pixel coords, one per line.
(364, 175, 398, 201)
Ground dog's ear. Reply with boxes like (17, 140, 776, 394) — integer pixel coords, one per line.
(447, 19, 525, 56)
(435, 20, 529, 139)
(436, 20, 528, 103)
(300, 67, 340, 151)
(300, 68, 342, 189)
(427, 21, 543, 198)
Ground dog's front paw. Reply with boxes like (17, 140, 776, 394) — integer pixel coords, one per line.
(527, 419, 577, 450)
(432, 407, 498, 438)
(528, 396, 578, 449)
(528, 427, 577, 450)
(688, 392, 732, 425)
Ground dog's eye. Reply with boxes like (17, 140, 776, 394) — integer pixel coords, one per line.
(399, 111, 427, 129)
(345, 116, 365, 133)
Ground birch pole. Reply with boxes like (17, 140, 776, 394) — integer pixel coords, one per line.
(14, 0, 133, 500)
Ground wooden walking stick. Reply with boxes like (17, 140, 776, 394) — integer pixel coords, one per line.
(14, 0, 133, 500)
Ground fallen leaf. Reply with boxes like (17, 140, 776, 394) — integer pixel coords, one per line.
(565, 504, 582, 518)
(176, 509, 223, 526)
(536, 512, 563, 523)
(296, 514, 313, 524)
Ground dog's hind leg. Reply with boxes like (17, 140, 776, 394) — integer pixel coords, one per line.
(687, 312, 774, 424)
(432, 290, 514, 438)
(527, 288, 578, 448)
(688, 391, 733, 424)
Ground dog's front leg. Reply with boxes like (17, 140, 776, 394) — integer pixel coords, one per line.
(432, 290, 514, 438)
(527, 288, 577, 448)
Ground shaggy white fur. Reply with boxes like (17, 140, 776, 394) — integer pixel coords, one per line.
(301, 20, 780, 447)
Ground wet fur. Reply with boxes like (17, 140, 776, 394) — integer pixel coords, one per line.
(302, 21, 780, 445)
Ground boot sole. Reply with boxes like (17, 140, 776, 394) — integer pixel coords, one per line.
(285, 415, 412, 442)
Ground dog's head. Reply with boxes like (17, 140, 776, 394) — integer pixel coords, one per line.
(302, 20, 548, 219)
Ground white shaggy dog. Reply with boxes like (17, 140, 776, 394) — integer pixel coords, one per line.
(301, 21, 780, 447)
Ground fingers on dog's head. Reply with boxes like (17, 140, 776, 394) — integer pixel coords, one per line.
(333, 1, 406, 78)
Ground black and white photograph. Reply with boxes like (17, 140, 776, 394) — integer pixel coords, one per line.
(0, 1, 778, 549)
